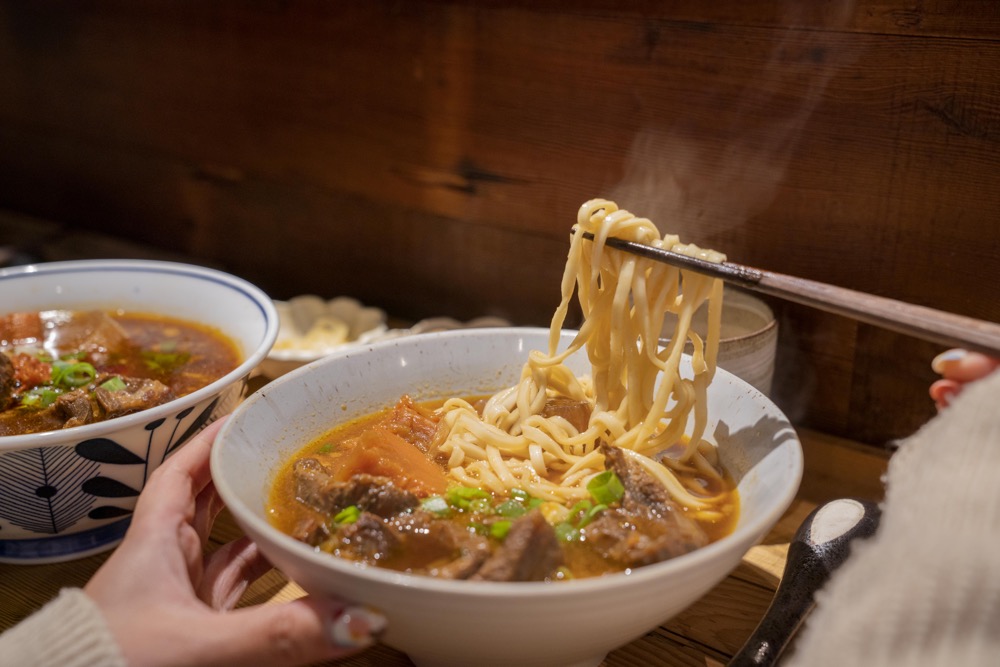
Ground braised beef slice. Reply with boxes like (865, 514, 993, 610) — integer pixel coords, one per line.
(0, 353, 13, 409)
(601, 444, 677, 515)
(471, 509, 563, 582)
(388, 510, 492, 579)
(56, 388, 99, 428)
(335, 512, 402, 562)
(540, 396, 592, 433)
(584, 446, 709, 567)
(292, 460, 419, 517)
(291, 515, 331, 547)
(94, 376, 176, 418)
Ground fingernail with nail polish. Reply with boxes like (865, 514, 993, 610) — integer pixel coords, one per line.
(330, 606, 387, 649)
(931, 348, 967, 374)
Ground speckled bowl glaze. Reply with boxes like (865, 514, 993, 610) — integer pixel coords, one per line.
(212, 327, 802, 667)
(0, 260, 278, 563)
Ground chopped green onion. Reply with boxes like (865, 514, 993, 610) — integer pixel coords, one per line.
(495, 499, 528, 518)
(332, 505, 360, 525)
(142, 350, 190, 373)
(554, 522, 581, 542)
(20, 387, 63, 409)
(99, 376, 127, 392)
(316, 442, 334, 453)
(490, 520, 512, 540)
(577, 503, 608, 529)
(421, 496, 451, 516)
(509, 488, 531, 502)
(445, 486, 491, 512)
(587, 470, 625, 506)
(51, 360, 96, 388)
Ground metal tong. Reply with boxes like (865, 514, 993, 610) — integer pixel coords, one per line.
(580, 231, 1000, 356)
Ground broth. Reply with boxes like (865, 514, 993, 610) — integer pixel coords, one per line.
(268, 396, 738, 581)
(0, 309, 240, 436)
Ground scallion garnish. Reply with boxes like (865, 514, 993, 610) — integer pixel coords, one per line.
(332, 505, 361, 525)
(445, 486, 491, 512)
(587, 470, 625, 506)
(490, 520, 512, 540)
(20, 387, 63, 409)
(99, 376, 127, 392)
(554, 522, 581, 542)
(142, 350, 190, 373)
(495, 499, 528, 518)
(421, 496, 451, 516)
(51, 360, 96, 388)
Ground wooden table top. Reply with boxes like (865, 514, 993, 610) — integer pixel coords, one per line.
(0, 428, 888, 666)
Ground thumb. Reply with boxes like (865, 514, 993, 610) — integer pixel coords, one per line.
(199, 596, 387, 667)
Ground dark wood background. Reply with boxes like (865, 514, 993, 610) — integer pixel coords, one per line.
(1, 1, 998, 446)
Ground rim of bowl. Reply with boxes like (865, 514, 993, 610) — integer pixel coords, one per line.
(213, 326, 803, 599)
(0, 259, 279, 452)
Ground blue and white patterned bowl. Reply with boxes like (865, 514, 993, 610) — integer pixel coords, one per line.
(0, 260, 278, 563)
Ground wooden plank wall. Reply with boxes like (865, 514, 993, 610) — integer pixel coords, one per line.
(1, 1, 998, 446)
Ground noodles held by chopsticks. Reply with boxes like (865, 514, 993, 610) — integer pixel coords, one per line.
(432, 199, 728, 512)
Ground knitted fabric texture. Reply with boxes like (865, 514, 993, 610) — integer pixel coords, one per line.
(0, 588, 126, 667)
(787, 370, 1000, 666)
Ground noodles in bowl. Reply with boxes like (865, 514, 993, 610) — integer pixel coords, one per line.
(212, 201, 802, 665)
(435, 198, 729, 508)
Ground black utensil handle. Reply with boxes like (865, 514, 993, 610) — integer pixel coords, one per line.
(728, 498, 882, 667)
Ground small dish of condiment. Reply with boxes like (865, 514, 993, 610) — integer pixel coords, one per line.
(258, 295, 387, 378)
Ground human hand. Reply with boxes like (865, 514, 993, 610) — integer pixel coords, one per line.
(83, 417, 386, 667)
(929, 349, 1000, 410)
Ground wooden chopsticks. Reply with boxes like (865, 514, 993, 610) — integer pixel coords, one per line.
(579, 231, 1000, 356)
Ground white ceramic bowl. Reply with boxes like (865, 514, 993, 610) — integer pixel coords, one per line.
(0, 259, 278, 563)
(213, 327, 802, 667)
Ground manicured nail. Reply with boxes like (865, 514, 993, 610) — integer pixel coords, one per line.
(330, 606, 387, 649)
(931, 348, 967, 374)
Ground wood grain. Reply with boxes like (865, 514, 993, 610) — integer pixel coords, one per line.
(1, 1, 997, 445)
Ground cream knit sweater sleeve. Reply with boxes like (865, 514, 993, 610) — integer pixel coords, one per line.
(0, 588, 126, 667)
(787, 369, 1000, 666)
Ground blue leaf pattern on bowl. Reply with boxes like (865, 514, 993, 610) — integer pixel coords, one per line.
(75, 438, 145, 465)
(0, 447, 100, 534)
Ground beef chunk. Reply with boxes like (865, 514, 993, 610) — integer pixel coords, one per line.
(292, 460, 419, 517)
(335, 512, 402, 562)
(602, 444, 677, 516)
(388, 510, 492, 579)
(291, 515, 332, 547)
(540, 396, 592, 433)
(0, 353, 14, 409)
(94, 376, 175, 418)
(471, 510, 563, 582)
(56, 388, 99, 429)
(584, 445, 709, 567)
(583, 509, 707, 567)
(314, 508, 493, 576)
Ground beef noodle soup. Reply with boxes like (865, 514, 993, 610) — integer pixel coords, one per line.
(268, 396, 738, 581)
(0, 309, 240, 436)
(267, 199, 741, 581)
